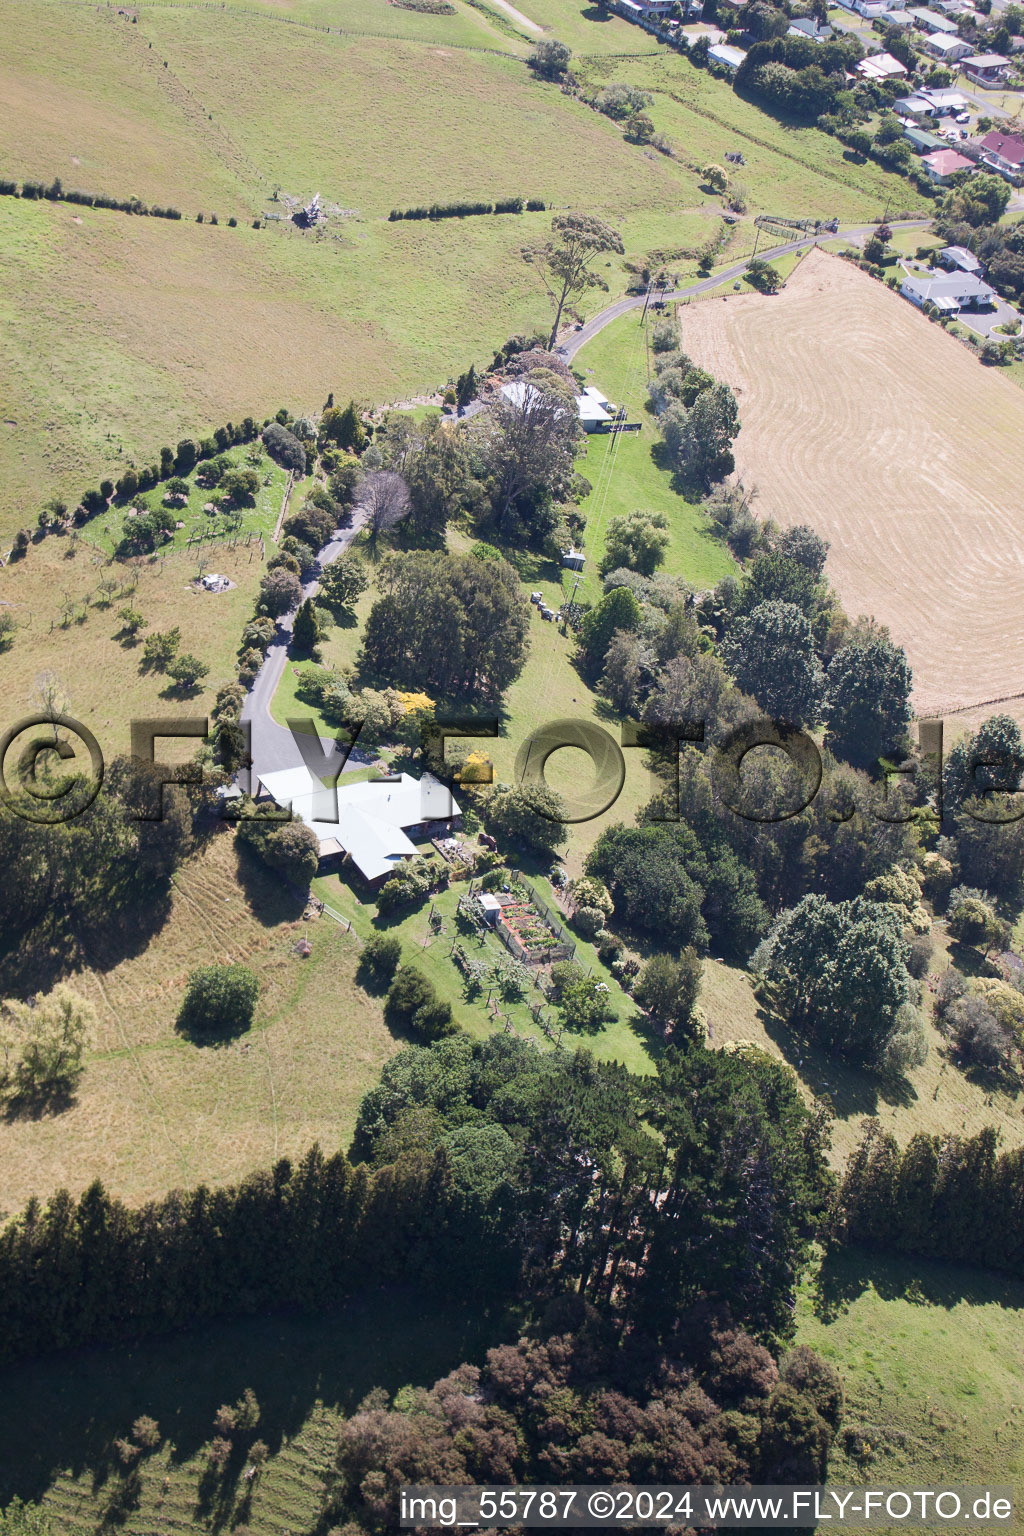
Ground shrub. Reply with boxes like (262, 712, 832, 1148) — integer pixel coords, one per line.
(357, 933, 403, 992)
(261, 420, 307, 473)
(384, 965, 458, 1040)
(177, 964, 259, 1039)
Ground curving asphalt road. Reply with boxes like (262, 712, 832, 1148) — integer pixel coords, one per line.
(557, 218, 931, 362)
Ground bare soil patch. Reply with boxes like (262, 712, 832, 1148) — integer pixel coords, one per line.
(680, 249, 1024, 719)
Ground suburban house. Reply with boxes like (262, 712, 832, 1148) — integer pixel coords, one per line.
(977, 126, 1024, 178)
(904, 125, 950, 152)
(925, 32, 972, 60)
(857, 50, 909, 77)
(939, 244, 983, 275)
(254, 767, 460, 885)
(576, 385, 613, 432)
(789, 16, 833, 38)
(920, 86, 969, 113)
(961, 52, 1011, 85)
(854, 0, 894, 17)
(900, 268, 997, 311)
(894, 87, 968, 117)
(883, 10, 917, 27)
(908, 7, 959, 32)
(920, 145, 975, 181)
(708, 41, 747, 69)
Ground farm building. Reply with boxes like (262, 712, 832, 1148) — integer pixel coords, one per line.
(962, 53, 1011, 85)
(576, 385, 612, 431)
(708, 42, 747, 68)
(920, 146, 975, 181)
(939, 244, 983, 274)
(254, 767, 460, 885)
(857, 50, 909, 78)
(977, 127, 1024, 178)
(900, 269, 996, 311)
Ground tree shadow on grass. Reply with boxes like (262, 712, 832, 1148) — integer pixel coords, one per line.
(0, 1288, 508, 1507)
(754, 1003, 919, 1118)
(232, 844, 308, 928)
(0, 888, 174, 999)
(811, 1243, 1024, 1325)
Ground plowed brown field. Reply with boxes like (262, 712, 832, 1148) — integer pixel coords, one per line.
(680, 248, 1024, 721)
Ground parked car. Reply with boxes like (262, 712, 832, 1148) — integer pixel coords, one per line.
(955, 111, 971, 123)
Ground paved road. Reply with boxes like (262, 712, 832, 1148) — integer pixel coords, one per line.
(556, 219, 930, 361)
(241, 505, 375, 788)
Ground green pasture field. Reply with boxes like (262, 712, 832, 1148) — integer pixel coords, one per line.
(571, 310, 737, 603)
(796, 1247, 1024, 1498)
(583, 50, 922, 222)
(0, 831, 398, 1212)
(0, 533, 272, 762)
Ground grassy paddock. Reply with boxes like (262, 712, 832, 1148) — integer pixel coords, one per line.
(797, 1247, 1024, 1495)
(0, 833, 397, 1211)
(572, 311, 737, 602)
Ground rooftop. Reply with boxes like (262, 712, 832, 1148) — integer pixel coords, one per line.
(902, 268, 996, 301)
(979, 127, 1024, 165)
(922, 147, 975, 173)
(255, 768, 459, 883)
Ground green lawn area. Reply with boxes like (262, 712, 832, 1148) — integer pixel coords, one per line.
(797, 1247, 1024, 1495)
(572, 311, 737, 604)
(312, 863, 654, 1075)
(87, 457, 294, 562)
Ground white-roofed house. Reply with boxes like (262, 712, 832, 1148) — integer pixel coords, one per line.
(576, 385, 613, 432)
(925, 32, 973, 59)
(254, 767, 461, 886)
(900, 268, 996, 311)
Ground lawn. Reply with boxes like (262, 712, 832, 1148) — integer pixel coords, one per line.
(571, 311, 737, 604)
(796, 1246, 1024, 1494)
(312, 860, 654, 1074)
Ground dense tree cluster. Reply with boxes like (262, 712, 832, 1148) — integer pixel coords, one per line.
(330, 1322, 841, 1531)
(361, 551, 530, 699)
(587, 821, 767, 960)
(735, 34, 864, 120)
(751, 894, 923, 1070)
(352, 1033, 833, 1340)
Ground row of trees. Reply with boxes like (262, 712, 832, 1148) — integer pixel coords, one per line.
(0, 1028, 833, 1365)
(832, 1121, 1024, 1277)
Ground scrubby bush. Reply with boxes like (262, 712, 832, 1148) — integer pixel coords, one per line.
(177, 964, 259, 1039)
(357, 933, 403, 992)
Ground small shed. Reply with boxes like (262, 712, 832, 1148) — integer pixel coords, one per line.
(479, 893, 503, 926)
(562, 547, 586, 572)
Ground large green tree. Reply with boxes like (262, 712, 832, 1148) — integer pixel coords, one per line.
(824, 637, 912, 771)
(721, 600, 824, 724)
(752, 893, 915, 1066)
(361, 551, 530, 700)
